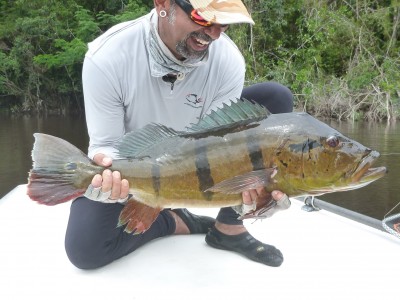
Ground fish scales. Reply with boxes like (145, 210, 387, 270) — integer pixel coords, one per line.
(113, 130, 258, 208)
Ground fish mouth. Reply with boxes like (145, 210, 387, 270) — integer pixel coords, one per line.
(351, 150, 386, 184)
(306, 157, 387, 195)
(357, 166, 387, 184)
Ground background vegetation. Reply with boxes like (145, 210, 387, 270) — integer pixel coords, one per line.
(0, 0, 399, 120)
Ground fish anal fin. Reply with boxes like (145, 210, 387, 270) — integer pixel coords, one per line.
(118, 199, 162, 234)
(206, 168, 277, 194)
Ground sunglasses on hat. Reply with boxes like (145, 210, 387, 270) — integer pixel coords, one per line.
(174, 0, 215, 27)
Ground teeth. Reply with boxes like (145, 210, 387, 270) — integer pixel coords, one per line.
(195, 37, 209, 45)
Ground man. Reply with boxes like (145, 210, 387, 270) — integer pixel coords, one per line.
(65, 0, 293, 269)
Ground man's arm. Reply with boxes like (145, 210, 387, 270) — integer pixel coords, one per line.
(82, 57, 125, 160)
(82, 56, 129, 202)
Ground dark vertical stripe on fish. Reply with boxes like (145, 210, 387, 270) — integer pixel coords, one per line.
(246, 135, 265, 170)
(194, 140, 214, 200)
(151, 164, 161, 196)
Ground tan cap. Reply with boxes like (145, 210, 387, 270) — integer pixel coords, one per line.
(189, 0, 254, 25)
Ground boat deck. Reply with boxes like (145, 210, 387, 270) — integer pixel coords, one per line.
(0, 185, 399, 300)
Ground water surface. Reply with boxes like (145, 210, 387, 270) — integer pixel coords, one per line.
(320, 119, 399, 220)
(0, 114, 89, 199)
(0, 114, 398, 220)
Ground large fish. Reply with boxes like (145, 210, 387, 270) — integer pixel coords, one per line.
(27, 99, 386, 233)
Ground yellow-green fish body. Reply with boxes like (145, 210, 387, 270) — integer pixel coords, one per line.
(27, 99, 386, 233)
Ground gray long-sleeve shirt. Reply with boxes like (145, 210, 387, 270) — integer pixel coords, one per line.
(83, 9, 246, 159)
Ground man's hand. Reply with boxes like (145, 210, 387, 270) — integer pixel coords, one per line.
(84, 153, 130, 203)
(236, 188, 291, 219)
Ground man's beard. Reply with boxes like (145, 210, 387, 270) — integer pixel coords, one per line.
(176, 32, 212, 60)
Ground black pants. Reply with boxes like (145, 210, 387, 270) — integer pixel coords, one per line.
(65, 82, 294, 269)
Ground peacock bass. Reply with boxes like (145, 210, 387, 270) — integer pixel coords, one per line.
(27, 99, 386, 233)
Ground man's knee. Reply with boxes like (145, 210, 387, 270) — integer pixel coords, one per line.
(65, 225, 111, 270)
(64, 198, 122, 269)
(241, 82, 294, 113)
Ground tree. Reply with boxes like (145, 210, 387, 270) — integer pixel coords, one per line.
(0, 0, 398, 120)
(229, 0, 399, 120)
(0, 0, 150, 113)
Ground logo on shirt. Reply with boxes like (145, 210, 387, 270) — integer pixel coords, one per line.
(185, 94, 204, 109)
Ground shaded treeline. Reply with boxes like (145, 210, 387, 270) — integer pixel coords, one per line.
(0, 0, 399, 120)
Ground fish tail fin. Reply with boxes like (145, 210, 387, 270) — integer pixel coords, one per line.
(118, 199, 162, 234)
(27, 133, 93, 205)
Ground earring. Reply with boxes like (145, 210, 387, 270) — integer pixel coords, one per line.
(159, 10, 167, 18)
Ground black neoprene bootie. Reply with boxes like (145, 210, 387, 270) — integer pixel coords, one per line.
(205, 226, 284, 267)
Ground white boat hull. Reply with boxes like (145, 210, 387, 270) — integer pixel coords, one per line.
(0, 185, 399, 300)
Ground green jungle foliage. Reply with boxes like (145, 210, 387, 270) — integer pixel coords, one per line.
(0, 0, 399, 120)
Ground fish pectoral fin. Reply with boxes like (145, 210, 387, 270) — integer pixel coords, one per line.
(118, 199, 162, 234)
(206, 168, 277, 194)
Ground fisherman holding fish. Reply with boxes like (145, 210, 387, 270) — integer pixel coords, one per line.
(64, 0, 294, 268)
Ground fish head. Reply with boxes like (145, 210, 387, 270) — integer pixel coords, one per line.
(267, 113, 387, 196)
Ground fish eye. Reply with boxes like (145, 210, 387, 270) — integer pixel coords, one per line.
(326, 136, 340, 148)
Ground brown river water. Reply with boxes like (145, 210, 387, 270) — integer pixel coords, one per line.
(0, 114, 399, 220)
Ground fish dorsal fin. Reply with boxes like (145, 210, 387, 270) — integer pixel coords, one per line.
(117, 123, 179, 158)
(117, 99, 269, 158)
(187, 98, 270, 133)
